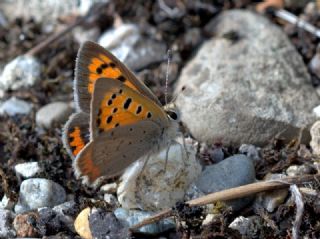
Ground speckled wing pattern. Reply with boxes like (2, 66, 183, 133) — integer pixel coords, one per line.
(74, 41, 161, 113)
(89, 78, 168, 139)
(74, 78, 170, 184)
(62, 112, 90, 158)
(74, 120, 162, 184)
(64, 41, 162, 158)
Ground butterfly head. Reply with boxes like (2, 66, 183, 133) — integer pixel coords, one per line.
(164, 103, 180, 122)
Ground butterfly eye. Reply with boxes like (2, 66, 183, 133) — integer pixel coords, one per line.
(166, 110, 179, 121)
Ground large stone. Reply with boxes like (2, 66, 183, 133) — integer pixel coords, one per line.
(117, 141, 201, 211)
(175, 10, 318, 146)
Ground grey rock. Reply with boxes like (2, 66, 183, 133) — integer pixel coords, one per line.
(114, 208, 175, 235)
(36, 102, 73, 128)
(0, 55, 41, 91)
(0, 97, 32, 116)
(175, 10, 318, 146)
(190, 154, 256, 211)
(98, 23, 166, 71)
(15, 178, 67, 214)
(15, 162, 42, 178)
(89, 208, 129, 239)
(0, 209, 16, 238)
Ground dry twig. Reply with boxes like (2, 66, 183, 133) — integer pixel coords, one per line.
(130, 174, 320, 230)
(25, 2, 108, 56)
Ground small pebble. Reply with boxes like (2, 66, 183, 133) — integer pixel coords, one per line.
(36, 102, 73, 128)
(98, 24, 140, 62)
(15, 162, 42, 178)
(0, 209, 16, 238)
(100, 182, 118, 194)
(229, 216, 262, 237)
(15, 178, 67, 214)
(310, 121, 320, 155)
(0, 55, 41, 91)
(74, 207, 92, 239)
(89, 208, 129, 239)
(188, 154, 256, 211)
(255, 174, 288, 212)
(312, 105, 320, 118)
(310, 44, 320, 79)
(286, 164, 314, 177)
(13, 211, 40, 238)
(52, 201, 77, 233)
(0, 195, 15, 210)
(104, 194, 119, 208)
(202, 214, 217, 226)
(118, 142, 201, 211)
(239, 144, 261, 162)
(0, 97, 32, 116)
(114, 208, 176, 234)
(37, 207, 69, 236)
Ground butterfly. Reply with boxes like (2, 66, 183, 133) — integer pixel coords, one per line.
(63, 41, 180, 186)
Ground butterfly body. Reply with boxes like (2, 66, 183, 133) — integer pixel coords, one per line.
(63, 41, 179, 185)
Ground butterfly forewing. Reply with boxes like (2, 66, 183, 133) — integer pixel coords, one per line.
(74, 120, 162, 184)
(75, 41, 161, 113)
(90, 78, 169, 139)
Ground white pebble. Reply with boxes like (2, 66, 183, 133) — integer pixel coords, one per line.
(0, 55, 41, 91)
(0, 97, 32, 116)
(15, 162, 42, 178)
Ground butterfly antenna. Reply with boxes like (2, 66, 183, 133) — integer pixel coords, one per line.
(165, 49, 172, 105)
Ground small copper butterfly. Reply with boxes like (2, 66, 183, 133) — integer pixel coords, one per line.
(63, 41, 180, 185)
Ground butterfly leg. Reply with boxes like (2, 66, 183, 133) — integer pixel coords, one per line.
(164, 144, 172, 172)
(177, 132, 189, 162)
(138, 154, 151, 177)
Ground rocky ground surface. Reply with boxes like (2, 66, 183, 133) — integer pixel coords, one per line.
(0, 0, 320, 238)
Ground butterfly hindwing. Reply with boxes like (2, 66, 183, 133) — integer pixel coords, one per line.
(90, 78, 169, 139)
(74, 120, 162, 184)
(63, 112, 90, 158)
(75, 41, 161, 113)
